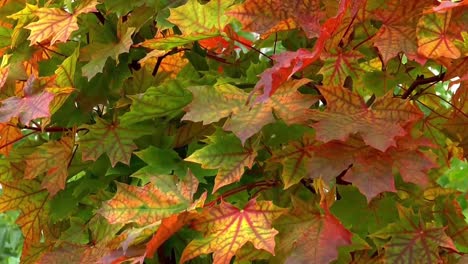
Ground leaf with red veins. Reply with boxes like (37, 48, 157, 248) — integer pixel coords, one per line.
(0, 179, 51, 261)
(274, 198, 352, 264)
(183, 79, 317, 143)
(180, 199, 286, 264)
(23, 0, 97, 46)
(435, 197, 468, 252)
(417, 11, 462, 59)
(252, 0, 351, 102)
(0, 90, 54, 125)
(78, 117, 151, 167)
(182, 84, 247, 125)
(371, 205, 457, 263)
(227, 0, 325, 38)
(310, 86, 423, 151)
(319, 50, 364, 86)
(373, 0, 431, 64)
(37, 243, 112, 264)
(0, 123, 22, 156)
(270, 137, 315, 188)
(24, 136, 74, 196)
(305, 136, 435, 202)
(100, 172, 200, 226)
(444, 85, 468, 157)
(185, 130, 257, 192)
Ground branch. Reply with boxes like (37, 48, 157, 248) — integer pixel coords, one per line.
(21, 125, 88, 133)
(204, 180, 280, 207)
(401, 72, 446, 99)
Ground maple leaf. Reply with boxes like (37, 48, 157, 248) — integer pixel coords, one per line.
(0, 122, 22, 156)
(285, 135, 436, 201)
(444, 85, 468, 157)
(139, 33, 220, 51)
(24, 136, 74, 196)
(373, 0, 431, 64)
(99, 171, 200, 226)
(54, 46, 79, 87)
(180, 199, 285, 264)
(371, 205, 457, 263)
(120, 79, 193, 124)
(81, 27, 135, 80)
(319, 50, 364, 86)
(0, 53, 10, 90)
(417, 10, 462, 59)
(168, 0, 233, 35)
(251, 0, 351, 101)
(270, 136, 315, 188)
(274, 197, 352, 264)
(309, 86, 423, 151)
(23, 0, 97, 45)
(227, 0, 325, 38)
(0, 179, 51, 262)
(78, 117, 151, 167)
(434, 197, 468, 252)
(183, 79, 317, 143)
(185, 130, 257, 192)
(0, 78, 55, 125)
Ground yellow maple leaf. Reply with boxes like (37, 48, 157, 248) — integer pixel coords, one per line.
(24, 0, 98, 46)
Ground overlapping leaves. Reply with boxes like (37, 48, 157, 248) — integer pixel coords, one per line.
(0, 0, 467, 263)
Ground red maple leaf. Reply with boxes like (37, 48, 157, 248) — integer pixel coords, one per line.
(250, 0, 351, 102)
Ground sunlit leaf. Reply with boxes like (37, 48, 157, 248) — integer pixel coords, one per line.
(23, 0, 97, 45)
(228, 0, 324, 38)
(181, 199, 285, 264)
(99, 171, 200, 225)
(0, 122, 22, 156)
(0, 84, 55, 125)
(417, 10, 462, 59)
(168, 0, 233, 35)
(24, 136, 74, 196)
(185, 130, 257, 192)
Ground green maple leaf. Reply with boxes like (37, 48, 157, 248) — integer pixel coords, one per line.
(168, 0, 234, 35)
(185, 130, 257, 192)
(81, 27, 135, 80)
(371, 205, 457, 263)
(78, 117, 151, 167)
(120, 79, 193, 124)
(55, 46, 79, 87)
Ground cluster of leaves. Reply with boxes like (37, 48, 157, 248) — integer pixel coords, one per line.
(0, 0, 467, 263)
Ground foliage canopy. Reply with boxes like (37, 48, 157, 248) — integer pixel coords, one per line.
(0, 0, 467, 263)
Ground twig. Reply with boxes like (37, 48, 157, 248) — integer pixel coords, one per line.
(204, 180, 280, 207)
(401, 72, 446, 99)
